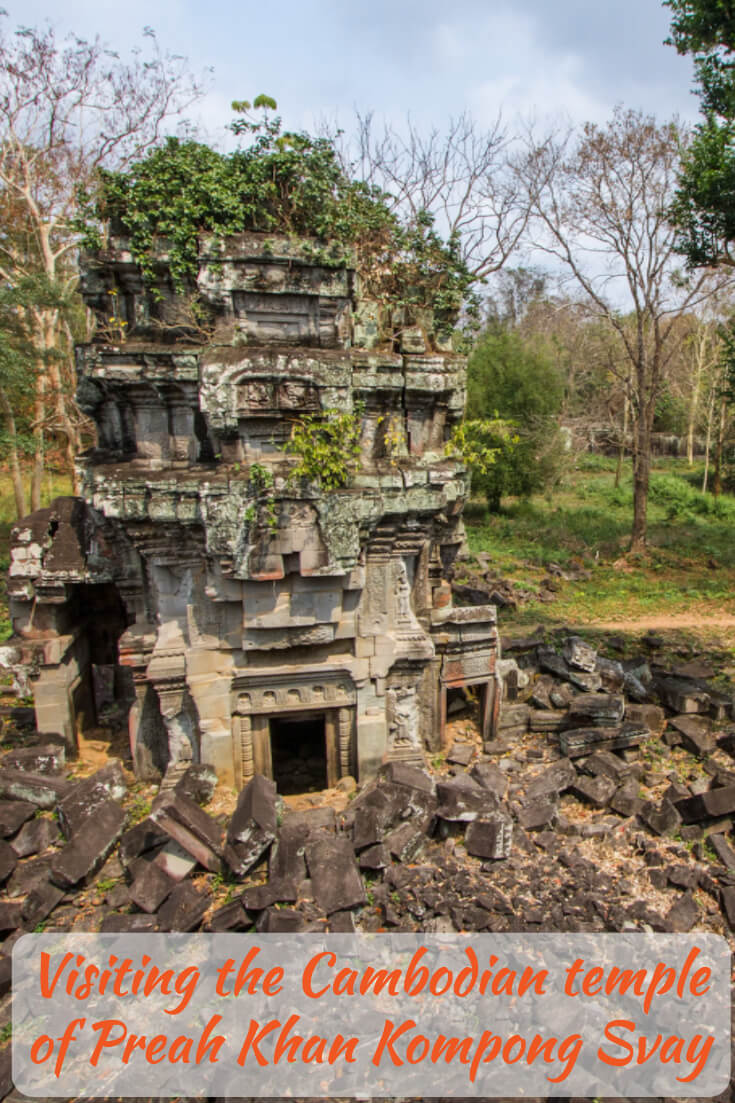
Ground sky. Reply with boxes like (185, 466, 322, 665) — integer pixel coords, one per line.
(8, 0, 699, 143)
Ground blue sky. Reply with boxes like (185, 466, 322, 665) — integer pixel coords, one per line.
(10, 0, 699, 142)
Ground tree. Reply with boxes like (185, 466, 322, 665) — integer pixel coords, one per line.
(466, 328, 565, 511)
(666, 0, 735, 266)
(523, 107, 724, 551)
(0, 17, 203, 513)
(324, 111, 530, 286)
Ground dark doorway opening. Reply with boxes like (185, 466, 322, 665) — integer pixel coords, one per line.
(270, 713, 327, 794)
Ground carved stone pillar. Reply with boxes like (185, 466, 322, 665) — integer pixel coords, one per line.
(338, 706, 352, 778)
(233, 714, 254, 789)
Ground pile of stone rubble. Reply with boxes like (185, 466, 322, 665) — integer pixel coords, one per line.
(1, 629, 735, 1096)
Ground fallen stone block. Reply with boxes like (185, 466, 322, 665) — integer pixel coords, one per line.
(384, 823, 426, 862)
(530, 675, 553, 710)
(358, 843, 390, 870)
(305, 836, 366, 914)
(151, 791, 223, 873)
(674, 785, 735, 824)
(470, 761, 508, 799)
(0, 768, 68, 809)
(529, 710, 567, 733)
(610, 779, 644, 818)
(640, 798, 682, 837)
(129, 860, 176, 914)
(0, 901, 22, 930)
(656, 676, 710, 715)
(626, 703, 666, 735)
(436, 775, 498, 821)
(174, 763, 218, 806)
(21, 879, 65, 929)
(207, 898, 252, 932)
(465, 813, 513, 860)
(709, 833, 735, 869)
(329, 911, 356, 933)
(537, 648, 570, 680)
(0, 840, 16, 884)
(156, 882, 207, 931)
(50, 799, 126, 888)
(720, 886, 735, 930)
(563, 636, 597, 672)
(570, 774, 617, 808)
(669, 715, 716, 757)
(446, 741, 474, 766)
(517, 801, 557, 831)
(1, 743, 65, 775)
(118, 817, 169, 866)
(154, 840, 198, 883)
(581, 750, 629, 782)
(595, 656, 625, 692)
(255, 907, 307, 932)
(224, 774, 277, 879)
(498, 704, 530, 733)
(665, 893, 699, 933)
(376, 762, 437, 830)
(524, 759, 577, 801)
(10, 816, 59, 858)
(567, 670, 602, 692)
(57, 761, 126, 837)
(559, 723, 647, 758)
(352, 790, 394, 848)
(567, 693, 625, 728)
(0, 799, 35, 836)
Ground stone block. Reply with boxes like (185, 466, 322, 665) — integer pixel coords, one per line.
(0, 800, 35, 836)
(559, 723, 647, 758)
(129, 861, 176, 913)
(1, 743, 65, 775)
(384, 823, 426, 862)
(0, 768, 68, 809)
(567, 693, 625, 728)
(675, 785, 735, 824)
(570, 774, 616, 808)
(50, 799, 126, 888)
(305, 836, 366, 913)
(524, 759, 577, 801)
(156, 882, 207, 931)
(669, 715, 716, 756)
(10, 815, 59, 858)
(151, 791, 223, 873)
(563, 636, 597, 672)
(436, 775, 499, 821)
(465, 813, 513, 860)
(224, 774, 277, 878)
(470, 761, 508, 799)
(57, 761, 126, 837)
(0, 840, 16, 884)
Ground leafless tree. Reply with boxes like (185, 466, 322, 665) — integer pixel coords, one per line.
(522, 106, 730, 551)
(323, 110, 530, 280)
(0, 17, 204, 512)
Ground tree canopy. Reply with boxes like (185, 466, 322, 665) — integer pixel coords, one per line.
(666, 0, 735, 266)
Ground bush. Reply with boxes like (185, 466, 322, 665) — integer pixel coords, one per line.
(465, 329, 567, 510)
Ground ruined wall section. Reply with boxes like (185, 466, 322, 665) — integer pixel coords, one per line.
(9, 232, 499, 787)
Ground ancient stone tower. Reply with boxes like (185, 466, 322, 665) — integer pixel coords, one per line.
(8, 233, 499, 789)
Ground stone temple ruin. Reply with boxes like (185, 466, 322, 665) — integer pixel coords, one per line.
(7, 233, 499, 790)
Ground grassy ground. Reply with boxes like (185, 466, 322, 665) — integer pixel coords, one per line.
(463, 454, 735, 633)
(0, 470, 72, 640)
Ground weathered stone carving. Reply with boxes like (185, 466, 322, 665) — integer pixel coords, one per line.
(7, 232, 499, 788)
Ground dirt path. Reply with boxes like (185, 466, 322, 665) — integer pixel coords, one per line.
(589, 613, 735, 632)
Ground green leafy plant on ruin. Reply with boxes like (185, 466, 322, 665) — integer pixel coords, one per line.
(285, 407, 363, 491)
(78, 99, 476, 340)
